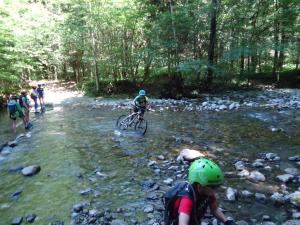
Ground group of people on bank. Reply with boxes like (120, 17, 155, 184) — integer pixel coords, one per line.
(7, 83, 45, 133)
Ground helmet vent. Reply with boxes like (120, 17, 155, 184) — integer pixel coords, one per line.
(202, 165, 205, 168)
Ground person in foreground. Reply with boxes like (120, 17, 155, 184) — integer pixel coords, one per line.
(132, 89, 149, 118)
(164, 158, 237, 225)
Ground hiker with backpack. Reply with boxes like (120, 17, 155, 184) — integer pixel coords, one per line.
(7, 94, 27, 133)
(163, 158, 237, 225)
(19, 90, 32, 129)
(30, 84, 39, 113)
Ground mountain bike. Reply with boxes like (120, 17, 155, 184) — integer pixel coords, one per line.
(116, 109, 148, 135)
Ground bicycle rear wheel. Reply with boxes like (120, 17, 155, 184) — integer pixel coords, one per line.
(116, 115, 130, 130)
(135, 118, 147, 135)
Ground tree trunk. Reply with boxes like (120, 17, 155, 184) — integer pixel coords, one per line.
(272, 0, 279, 75)
(207, 0, 218, 87)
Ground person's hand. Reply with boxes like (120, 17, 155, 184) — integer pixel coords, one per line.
(225, 220, 237, 225)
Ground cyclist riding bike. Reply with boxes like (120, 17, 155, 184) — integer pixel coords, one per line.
(132, 89, 149, 118)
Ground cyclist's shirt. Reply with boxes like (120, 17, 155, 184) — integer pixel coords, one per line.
(134, 95, 148, 107)
(173, 194, 216, 225)
(37, 87, 44, 97)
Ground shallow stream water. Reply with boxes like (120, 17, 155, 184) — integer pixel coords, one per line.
(0, 93, 299, 224)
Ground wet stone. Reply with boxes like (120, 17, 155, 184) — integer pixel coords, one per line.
(79, 188, 93, 195)
(255, 193, 266, 203)
(144, 205, 154, 213)
(234, 161, 246, 171)
(110, 219, 128, 225)
(288, 156, 300, 162)
(163, 178, 173, 185)
(284, 168, 299, 176)
(270, 192, 286, 205)
(292, 212, 300, 219)
(241, 190, 254, 198)
(26, 214, 36, 223)
(157, 155, 165, 160)
(238, 169, 250, 177)
(11, 189, 22, 200)
(21, 165, 41, 176)
(248, 171, 266, 183)
(73, 203, 84, 213)
(276, 174, 294, 183)
(8, 141, 17, 147)
(262, 215, 271, 221)
(226, 187, 237, 201)
(11, 217, 23, 225)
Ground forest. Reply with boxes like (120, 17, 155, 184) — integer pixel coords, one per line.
(0, 0, 299, 99)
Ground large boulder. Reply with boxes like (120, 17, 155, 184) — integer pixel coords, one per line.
(21, 165, 41, 176)
(177, 149, 205, 162)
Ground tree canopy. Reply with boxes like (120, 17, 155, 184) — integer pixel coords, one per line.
(0, 0, 299, 97)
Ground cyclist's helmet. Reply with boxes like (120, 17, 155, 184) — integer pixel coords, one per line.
(188, 158, 224, 186)
(139, 89, 146, 96)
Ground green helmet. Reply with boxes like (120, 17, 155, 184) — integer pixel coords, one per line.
(188, 158, 224, 186)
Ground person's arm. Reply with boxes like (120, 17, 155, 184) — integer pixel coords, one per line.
(209, 197, 227, 223)
(177, 196, 193, 225)
(178, 212, 190, 225)
(210, 200, 237, 225)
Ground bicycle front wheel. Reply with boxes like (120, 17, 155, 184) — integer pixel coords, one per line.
(117, 115, 131, 130)
(135, 118, 147, 135)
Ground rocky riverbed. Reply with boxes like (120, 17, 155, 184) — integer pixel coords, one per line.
(0, 87, 300, 225)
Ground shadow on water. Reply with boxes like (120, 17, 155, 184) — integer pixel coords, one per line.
(0, 95, 300, 224)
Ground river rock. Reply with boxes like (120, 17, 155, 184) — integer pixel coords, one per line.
(111, 219, 128, 225)
(261, 222, 276, 225)
(255, 193, 266, 203)
(80, 188, 93, 195)
(157, 155, 165, 160)
(282, 220, 300, 225)
(241, 190, 254, 198)
(163, 178, 173, 185)
(177, 149, 205, 162)
(270, 192, 286, 205)
(248, 171, 266, 183)
(276, 174, 294, 183)
(265, 153, 280, 161)
(236, 220, 248, 225)
(284, 168, 299, 176)
(26, 214, 36, 223)
(252, 159, 265, 168)
(8, 140, 17, 147)
(89, 209, 99, 217)
(289, 191, 300, 207)
(11, 189, 22, 199)
(11, 217, 23, 225)
(21, 165, 41, 176)
(144, 205, 154, 213)
(140, 179, 156, 190)
(238, 169, 250, 177)
(292, 212, 300, 219)
(72, 203, 84, 213)
(234, 161, 246, 171)
(288, 156, 300, 162)
(226, 187, 237, 201)
(147, 161, 157, 167)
